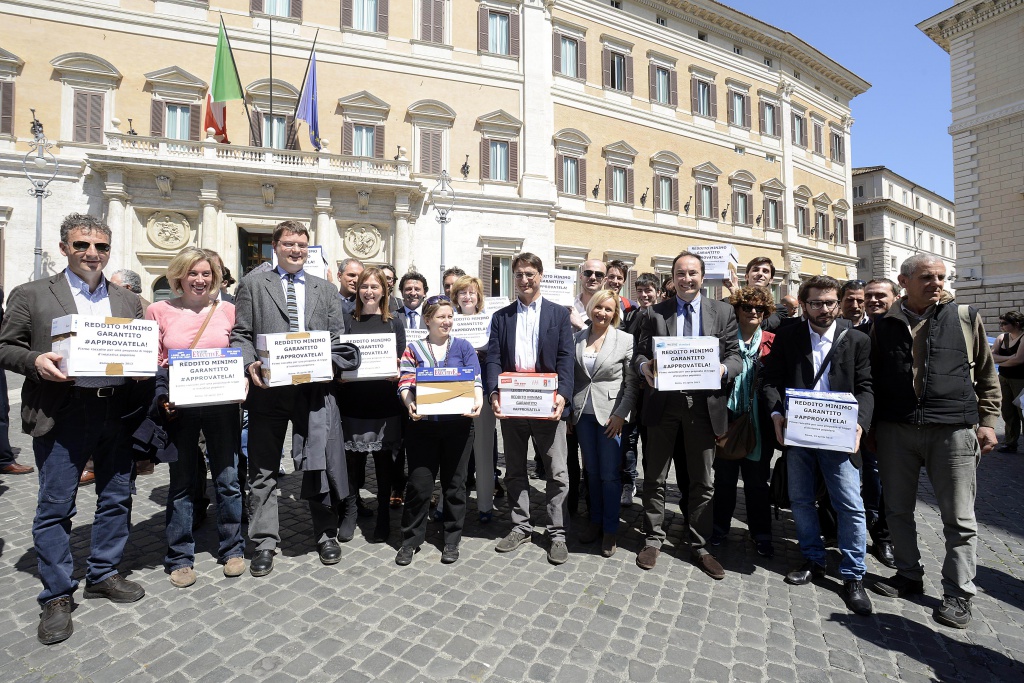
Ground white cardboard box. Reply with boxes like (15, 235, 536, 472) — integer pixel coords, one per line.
(338, 333, 398, 381)
(498, 372, 558, 418)
(784, 389, 860, 454)
(256, 331, 333, 386)
(168, 348, 246, 407)
(415, 367, 477, 416)
(654, 336, 721, 391)
(686, 244, 739, 280)
(51, 315, 159, 377)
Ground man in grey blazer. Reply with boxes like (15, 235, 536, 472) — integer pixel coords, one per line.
(230, 220, 348, 577)
(0, 213, 146, 644)
(633, 251, 742, 577)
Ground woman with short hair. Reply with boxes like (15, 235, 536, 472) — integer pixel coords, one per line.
(992, 310, 1024, 452)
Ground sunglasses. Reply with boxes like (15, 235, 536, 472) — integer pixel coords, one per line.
(425, 295, 451, 306)
(582, 270, 605, 279)
(68, 240, 111, 253)
(739, 304, 768, 314)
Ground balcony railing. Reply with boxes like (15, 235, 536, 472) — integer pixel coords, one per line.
(105, 133, 410, 178)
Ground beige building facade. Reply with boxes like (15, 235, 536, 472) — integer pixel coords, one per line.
(920, 0, 1024, 322)
(0, 0, 867, 300)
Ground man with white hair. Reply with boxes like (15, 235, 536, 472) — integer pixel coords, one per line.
(870, 254, 999, 630)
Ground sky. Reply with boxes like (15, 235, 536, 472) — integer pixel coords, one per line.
(722, 0, 956, 199)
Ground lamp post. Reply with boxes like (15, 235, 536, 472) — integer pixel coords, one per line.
(23, 110, 59, 281)
(431, 170, 455, 286)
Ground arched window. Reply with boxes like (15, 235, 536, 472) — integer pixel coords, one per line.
(152, 276, 172, 302)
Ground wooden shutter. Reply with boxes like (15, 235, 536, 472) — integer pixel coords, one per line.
(374, 124, 385, 159)
(814, 123, 822, 154)
(150, 99, 165, 138)
(601, 48, 610, 88)
(73, 91, 88, 142)
(341, 121, 353, 155)
(0, 81, 13, 135)
(250, 110, 264, 147)
(801, 118, 807, 147)
(480, 138, 489, 180)
(624, 55, 634, 94)
(794, 205, 800, 232)
(711, 186, 719, 219)
(626, 168, 634, 205)
(727, 91, 734, 124)
(286, 115, 299, 149)
(377, 0, 388, 34)
(509, 13, 520, 57)
(508, 140, 518, 181)
(291, 0, 302, 20)
(341, 0, 353, 28)
(432, 0, 444, 42)
(552, 33, 561, 73)
(731, 191, 738, 223)
(421, 129, 440, 175)
(578, 39, 587, 80)
(792, 113, 798, 144)
(669, 70, 678, 106)
(578, 157, 586, 196)
(743, 95, 751, 129)
(695, 183, 703, 216)
(477, 8, 488, 52)
(708, 82, 718, 118)
(189, 103, 203, 140)
(648, 64, 657, 101)
(745, 193, 754, 225)
(479, 253, 493, 296)
(251, 0, 262, 13)
(758, 100, 765, 134)
(774, 108, 781, 136)
(626, 268, 638, 301)
(671, 178, 679, 213)
(605, 165, 613, 202)
(652, 174, 660, 209)
(85, 91, 103, 144)
(555, 154, 563, 191)
(690, 78, 699, 113)
(420, 0, 431, 42)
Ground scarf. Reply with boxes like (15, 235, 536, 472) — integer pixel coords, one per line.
(727, 327, 763, 461)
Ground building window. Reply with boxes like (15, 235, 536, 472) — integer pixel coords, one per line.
(611, 167, 627, 203)
(830, 131, 845, 163)
(264, 0, 291, 18)
(733, 191, 751, 225)
(559, 36, 578, 78)
(812, 121, 824, 154)
(891, 256, 897, 271)
(163, 103, 193, 141)
(853, 185, 864, 199)
(853, 223, 864, 241)
(888, 184, 894, 198)
(418, 128, 442, 175)
(795, 206, 809, 235)
(927, 201, 932, 215)
(610, 0, 621, 8)
(792, 112, 807, 147)
(657, 176, 672, 211)
(352, 124, 376, 157)
(765, 198, 780, 229)
(342, 121, 384, 157)
(489, 140, 509, 181)
(766, 154, 776, 163)
(889, 221, 896, 240)
(729, 90, 750, 128)
(733, 45, 742, 55)
(903, 190, 909, 204)
(656, 16, 666, 26)
(605, 49, 632, 92)
(73, 90, 105, 144)
(930, 235, 935, 251)
(696, 183, 718, 219)
(420, 0, 444, 43)
(764, 57, 772, 68)
(904, 227, 911, 244)
(691, 77, 715, 118)
(342, 0, 386, 33)
(793, 70, 801, 80)
(649, 65, 676, 105)
(760, 101, 779, 136)
(915, 197, 921, 210)
(562, 156, 579, 195)
(489, 12, 509, 54)
(941, 240, 946, 256)
(0, 81, 14, 136)
(835, 216, 847, 244)
(815, 211, 827, 240)
(478, 9, 518, 56)
(697, 32, 707, 42)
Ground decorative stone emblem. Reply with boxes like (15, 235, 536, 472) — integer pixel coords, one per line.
(147, 211, 191, 250)
(344, 224, 382, 258)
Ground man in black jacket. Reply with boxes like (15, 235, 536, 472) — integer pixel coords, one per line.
(762, 275, 874, 615)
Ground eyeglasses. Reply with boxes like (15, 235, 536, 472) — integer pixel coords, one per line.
(739, 304, 769, 314)
(277, 242, 308, 251)
(805, 300, 840, 311)
(514, 271, 539, 281)
(68, 240, 111, 253)
(582, 270, 605, 279)
(425, 295, 451, 306)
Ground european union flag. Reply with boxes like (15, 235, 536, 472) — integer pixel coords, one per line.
(296, 50, 320, 151)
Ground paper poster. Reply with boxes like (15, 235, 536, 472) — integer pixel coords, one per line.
(339, 333, 398, 380)
(784, 389, 860, 454)
(540, 269, 577, 306)
(452, 313, 491, 349)
(654, 336, 721, 391)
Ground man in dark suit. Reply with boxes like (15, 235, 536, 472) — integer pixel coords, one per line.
(230, 220, 349, 577)
(761, 274, 874, 616)
(0, 284, 34, 475)
(486, 253, 575, 564)
(337, 257, 364, 316)
(634, 251, 741, 577)
(0, 213, 146, 644)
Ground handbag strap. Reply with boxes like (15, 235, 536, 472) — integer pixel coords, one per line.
(189, 300, 219, 350)
(809, 327, 848, 389)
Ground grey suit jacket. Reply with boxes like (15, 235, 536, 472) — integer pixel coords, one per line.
(0, 272, 144, 437)
(633, 296, 742, 435)
(571, 327, 639, 425)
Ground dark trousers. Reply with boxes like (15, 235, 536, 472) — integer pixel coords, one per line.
(32, 391, 135, 605)
(861, 446, 891, 544)
(711, 417, 776, 541)
(246, 386, 300, 552)
(346, 448, 395, 535)
(0, 369, 15, 467)
(401, 418, 474, 548)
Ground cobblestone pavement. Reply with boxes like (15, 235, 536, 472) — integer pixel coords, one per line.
(1, 401, 1023, 681)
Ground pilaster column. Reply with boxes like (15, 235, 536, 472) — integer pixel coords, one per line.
(519, 0, 556, 201)
(393, 191, 412, 273)
(314, 185, 334, 247)
(198, 175, 221, 251)
(103, 168, 131, 268)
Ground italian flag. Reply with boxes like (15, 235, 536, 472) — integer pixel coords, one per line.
(204, 18, 243, 143)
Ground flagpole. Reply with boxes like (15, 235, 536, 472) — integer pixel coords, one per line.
(268, 13, 273, 149)
(293, 29, 320, 119)
(220, 15, 259, 146)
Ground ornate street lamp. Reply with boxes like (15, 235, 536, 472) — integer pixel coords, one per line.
(23, 110, 59, 281)
(431, 170, 455, 286)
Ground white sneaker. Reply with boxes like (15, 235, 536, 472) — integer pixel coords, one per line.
(620, 484, 635, 506)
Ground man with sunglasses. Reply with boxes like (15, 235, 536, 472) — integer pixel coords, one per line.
(762, 275, 874, 616)
(569, 258, 607, 332)
(0, 213, 146, 644)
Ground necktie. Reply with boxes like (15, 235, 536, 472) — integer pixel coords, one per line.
(286, 274, 299, 332)
(682, 301, 693, 336)
(408, 310, 417, 329)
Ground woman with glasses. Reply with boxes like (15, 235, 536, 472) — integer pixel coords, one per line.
(710, 286, 777, 557)
(571, 289, 639, 557)
(146, 247, 245, 587)
(450, 275, 502, 522)
(992, 310, 1024, 453)
(396, 295, 482, 565)
(337, 267, 407, 542)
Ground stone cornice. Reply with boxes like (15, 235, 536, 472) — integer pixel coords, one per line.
(852, 199, 956, 236)
(949, 98, 1024, 133)
(918, 0, 1024, 53)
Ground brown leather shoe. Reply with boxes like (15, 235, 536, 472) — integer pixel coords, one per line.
(1, 462, 34, 475)
(636, 545, 660, 570)
(601, 535, 617, 558)
(695, 553, 726, 580)
(135, 460, 155, 475)
(79, 470, 96, 486)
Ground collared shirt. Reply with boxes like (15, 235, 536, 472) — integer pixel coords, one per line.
(65, 268, 123, 388)
(402, 305, 423, 330)
(675, 293, 703, 336)
(277, 266, 306, 332)
(808, 320, 838, 392)
(515, 296, 543, 373)
(572, 294, 589, 322)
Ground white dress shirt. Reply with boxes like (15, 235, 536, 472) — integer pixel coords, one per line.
(276, 267, 306, 332)
(65, 268, 124, 388)
(514, 296, 542, 373)
(675, 293, 703, 337)
(808, 320, 837, 392)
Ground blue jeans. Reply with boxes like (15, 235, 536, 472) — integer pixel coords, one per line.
(32, 393, 135, 605)
(165, 404, 243, 571)
(574, 413, 622, 533)
(787, 446, 867, 580)
(620, 419, 640, 488)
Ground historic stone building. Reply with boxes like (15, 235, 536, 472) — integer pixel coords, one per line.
(0, 0, 867, 300)
(919, 0, 1024, 322)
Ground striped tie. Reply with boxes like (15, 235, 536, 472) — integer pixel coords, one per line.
(286, 273, 299, 332)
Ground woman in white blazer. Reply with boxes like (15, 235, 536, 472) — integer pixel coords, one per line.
(572, 289, 640, 557)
